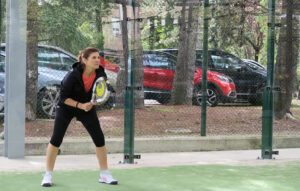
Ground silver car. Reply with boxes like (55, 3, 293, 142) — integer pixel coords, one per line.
(0, 45, 116, 118)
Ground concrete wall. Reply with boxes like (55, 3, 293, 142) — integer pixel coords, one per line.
(1, 136, 300, 156)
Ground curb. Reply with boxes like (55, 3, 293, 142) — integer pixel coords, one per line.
(1, 136, 300, 156)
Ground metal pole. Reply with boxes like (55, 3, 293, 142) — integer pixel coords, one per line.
(201, 0, 209, 136)
(4, 0, 27, 158)
(123, 0, 136, 164)
(261, 0, 278, 159)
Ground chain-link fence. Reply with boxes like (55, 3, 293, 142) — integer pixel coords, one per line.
(0, 0, 299, 149)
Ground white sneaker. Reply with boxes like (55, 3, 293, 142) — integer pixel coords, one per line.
(41, 173, 52, 187)
(99, 172, 118, 185)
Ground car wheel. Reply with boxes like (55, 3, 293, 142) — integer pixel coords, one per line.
(193, 86, 218, 107)
(37, 85, 60, 119)
(156, 95, 170, 105)
(248, 96, 262, 106)
(156, 98, 170, 105)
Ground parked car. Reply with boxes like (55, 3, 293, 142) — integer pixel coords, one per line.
(0, 51, 68, 118)
(161, 49, 267, 105)
(0, 44, 116, 119)
(99, 50, 237, 107)
(242, 59, 266, 71)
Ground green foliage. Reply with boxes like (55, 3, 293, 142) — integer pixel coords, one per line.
(0, 0, 296, 73)
(207, 0, 269, 62)
(38, 2, 88, 54)
(297, 55, 300, 85)
(38, 0, 111, 55)
(77, 22, 104, 50)
(140, 0, 180, 50)
(0, 0, 6, 43)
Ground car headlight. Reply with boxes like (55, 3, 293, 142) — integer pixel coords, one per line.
(216, 74, 232, 83)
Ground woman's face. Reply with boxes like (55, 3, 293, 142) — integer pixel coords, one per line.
(83, 52, 100, 70)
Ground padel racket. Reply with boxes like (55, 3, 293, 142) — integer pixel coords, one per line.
(91, 77, 111, 105)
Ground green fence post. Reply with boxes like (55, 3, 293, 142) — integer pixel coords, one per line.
(201, 0, 209, 136)
(123, 0, 135, 164)
(261, 0, 278, 159)
(124, 57, 135, 164)
(123, 0, 141, 164)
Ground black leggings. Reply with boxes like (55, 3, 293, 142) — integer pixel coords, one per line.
(50, 106, 105, 147)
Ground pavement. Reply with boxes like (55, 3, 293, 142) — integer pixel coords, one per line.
(1, 148, 300, 172)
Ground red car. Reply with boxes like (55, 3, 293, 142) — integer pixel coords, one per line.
(100, 50, 236, 106)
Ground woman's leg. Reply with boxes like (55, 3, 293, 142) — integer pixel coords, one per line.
(78, 109, 117, 184)
(42, 107, 73, 187)
(46, 143, 60, 171)
(95, 146, 108, 171)
(77, 109, 106, 170)
(47, 107, 73, 171)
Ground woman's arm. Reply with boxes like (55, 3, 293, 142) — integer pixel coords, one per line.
(64, 98, 95, 112)
(64, 98, 81, 109)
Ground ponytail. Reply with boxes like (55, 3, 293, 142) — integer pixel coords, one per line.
(78, 50, 84, 63)
(77, 47, 99, 63)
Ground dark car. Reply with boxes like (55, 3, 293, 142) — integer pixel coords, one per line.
(100, 50, 237, 106)
(242, 59, 266, 71)
(162, 49, 267, 105)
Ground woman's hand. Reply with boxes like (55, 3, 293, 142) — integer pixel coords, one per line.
(79, 102, 95, 112)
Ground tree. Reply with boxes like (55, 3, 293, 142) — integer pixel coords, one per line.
(170, 0, 200, 105)
(209, 0, 267, 61)
(244, 16, 265, 62)
(94, 0, 110, 50)
(132, 5, 144, 108)
(274, 0, 300, 119)
(38, 1, 90, 55)
(140, 0, 179, 50)
(26, 0, 39, 120)
(114, 0, 144, 108)
(38, 0, 112, 55)
(115, 0, 129, 108)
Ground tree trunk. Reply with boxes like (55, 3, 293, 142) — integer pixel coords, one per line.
(255, 50, 259, 62)
(185, 2, 199, 104)
(165, 12, 174, 34)
(170, 0, 199, 105)
(26, 0, 38, 120)
(132, 6, 144, 108)
(115, 0, 128, 108)
(156, 17, 162, 48)
(170, 0, 187, 105)
(275, 0, 299, 119)
(95, 5, 104, 50)
(149, 17, 155, 49)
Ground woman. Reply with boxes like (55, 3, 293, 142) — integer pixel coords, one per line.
(41, 47, 118, 187)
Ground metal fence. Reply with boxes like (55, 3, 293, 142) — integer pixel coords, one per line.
(0, 0, 300, 158)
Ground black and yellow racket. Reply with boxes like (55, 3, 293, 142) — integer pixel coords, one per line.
(91, 77, 111, 105)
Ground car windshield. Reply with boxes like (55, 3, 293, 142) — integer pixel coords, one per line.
(158, 50, 207, 69)
(143, 53, 176, 70)
(0, 46, 76, 71)
(38, 48, 70, 71)
(211, 53, 243, 70)
(244, 60, 266, 71)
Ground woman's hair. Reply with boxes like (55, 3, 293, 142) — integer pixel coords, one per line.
(78, 47, 99, 70)
(78, 47, 99, 62)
